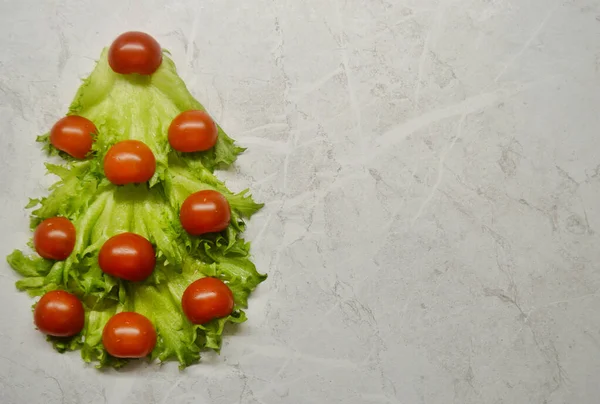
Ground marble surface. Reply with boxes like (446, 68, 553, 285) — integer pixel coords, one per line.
(1, 0, 600, 403)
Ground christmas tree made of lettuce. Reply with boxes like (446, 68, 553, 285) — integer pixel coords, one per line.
(7, 46, 265, 368)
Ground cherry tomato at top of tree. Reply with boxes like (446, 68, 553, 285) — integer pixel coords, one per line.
(179, 190, 231, 235)
(168, 110, 218, 153)
(49, 115, 97, 159)
(102, 312, 157, 358)
(108, 31, 162, 75)
(33, 217, 76, 261)
(34, 290, 85, 337)
(103, 140, 156, 185)
(181, 277, 235, 324)
(98, 233, 156, 282)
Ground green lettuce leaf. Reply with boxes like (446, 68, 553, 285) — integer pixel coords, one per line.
(7, 47, 266, 369)
(67, 49, 242, 179)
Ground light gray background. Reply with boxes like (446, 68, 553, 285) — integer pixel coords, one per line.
(1, 0, 599, 403)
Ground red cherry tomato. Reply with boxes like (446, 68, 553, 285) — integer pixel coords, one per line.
(102, 312, 157, 358)
(49, 115, 96, 159)
(33, 217, 76, 260)
(179, 190, 231, 235)
(103, 140, 156, 185)
(34, 290, 85, 337)
(168, 110, 218, 152)
(98, 233, 155, 282)
(108, 31, 162, 75)
(181, 277, 234, 324)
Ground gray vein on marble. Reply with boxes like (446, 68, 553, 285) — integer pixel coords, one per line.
(1, 0, 600, 403)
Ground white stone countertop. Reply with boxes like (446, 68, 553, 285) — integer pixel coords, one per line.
(1, 1, 600, 403)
